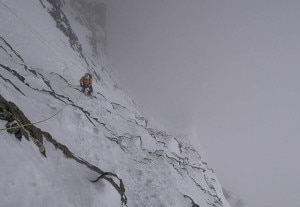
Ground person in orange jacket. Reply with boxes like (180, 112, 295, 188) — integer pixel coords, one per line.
(80, 73, 93, 95)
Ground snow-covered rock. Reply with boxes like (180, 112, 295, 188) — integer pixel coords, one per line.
(0, 0, 230, 206)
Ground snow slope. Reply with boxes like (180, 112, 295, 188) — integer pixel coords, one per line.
(0, 0, 230, 206)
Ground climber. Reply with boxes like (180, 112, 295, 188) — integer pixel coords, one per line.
(80, 73, 93, 95)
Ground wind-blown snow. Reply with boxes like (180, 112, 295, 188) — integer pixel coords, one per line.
(0, 0, 230, 206)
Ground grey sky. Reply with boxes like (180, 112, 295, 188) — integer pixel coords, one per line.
(106, 1, 300, 207)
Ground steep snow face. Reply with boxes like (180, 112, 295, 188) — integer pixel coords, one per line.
(0, 0, 230, 207)
(63, 0, 107, 58)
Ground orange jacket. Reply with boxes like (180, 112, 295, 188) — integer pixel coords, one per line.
(80, 76, 92, 87)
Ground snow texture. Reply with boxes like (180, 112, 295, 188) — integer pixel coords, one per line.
(0, 0, 230, 206)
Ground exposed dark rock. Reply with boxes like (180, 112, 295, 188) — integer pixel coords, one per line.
(0, 106, 13, 121)
(14, 129, 23, 140)
(6, 120, 20, 134)
(183, 194, 200, 207)
(0, 94, 127, 205)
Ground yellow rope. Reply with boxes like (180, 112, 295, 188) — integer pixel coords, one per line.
(0, 0, 87, 132)
(0, 92, 83, 131)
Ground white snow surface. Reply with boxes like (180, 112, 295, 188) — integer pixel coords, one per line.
(0, 0, 230, 207)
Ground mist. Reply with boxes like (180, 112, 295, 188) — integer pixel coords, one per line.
(106, 1, 300, 207)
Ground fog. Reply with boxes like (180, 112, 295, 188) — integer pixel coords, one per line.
(106, 1, 300, 207)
